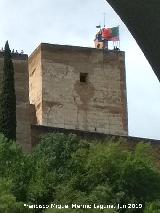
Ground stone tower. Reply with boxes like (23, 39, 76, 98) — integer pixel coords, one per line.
(0, 52, 31, 151)
(29, 43, 128, 136)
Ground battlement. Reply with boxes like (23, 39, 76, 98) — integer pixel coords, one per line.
(0, 51, 28, 60)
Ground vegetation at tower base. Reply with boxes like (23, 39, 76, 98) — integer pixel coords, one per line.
(0, 133, 159, 212)
(0, 41, 16, 141)
(106, 0, 160, 82)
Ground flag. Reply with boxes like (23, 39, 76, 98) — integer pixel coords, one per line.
(94, 31, 104, 49)
(110, 26, 119, 41)
(95, 31, 103, 42)
(102, 26, 119, 41)
(102, 28, 112, 40)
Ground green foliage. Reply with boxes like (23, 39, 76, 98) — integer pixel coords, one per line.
(27, 133, 89, 205)
(0, 41, 16, 141)
(0, 134, 32, 201)
(0, 178, 31, 213)
(45, 206, 117, 213)
(47, 141, 160, 213)
(144, 200, 160, 213)
(31, 136, 159, 213)
(0, 133, 159, 213)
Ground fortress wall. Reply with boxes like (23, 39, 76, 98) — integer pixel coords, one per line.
(38, 43, 128, 135)
(29, 46, 42, 125)
(31, 124, 160, 160)
(0, 53, 31, 151)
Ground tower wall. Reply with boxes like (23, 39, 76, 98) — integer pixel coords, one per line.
(0, 52, 31, 151)
(29, 43, 128, 136)
(29, 46, 42, 125)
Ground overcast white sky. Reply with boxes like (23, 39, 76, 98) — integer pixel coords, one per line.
(1, 0, 160, 139)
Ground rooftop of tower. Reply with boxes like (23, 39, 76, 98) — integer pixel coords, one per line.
(29, 42, 125, 59)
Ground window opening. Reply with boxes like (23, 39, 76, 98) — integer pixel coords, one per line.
(80, 73, 88, 83)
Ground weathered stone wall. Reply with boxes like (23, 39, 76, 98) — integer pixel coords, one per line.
(31, 124, 160, 154)
(29, 46, 42, 125)
(0, 52, 31, 151)
(29, 43, 128, 136)
(31, 125, 160, 168)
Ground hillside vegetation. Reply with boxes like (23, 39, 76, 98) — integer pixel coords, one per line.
(0, 133, 159, 212)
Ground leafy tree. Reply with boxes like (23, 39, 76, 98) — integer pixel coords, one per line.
(0, 178, 32, 213)
(0, 134, 32, 202)
(27, 133, 89, 206)
(42, 138, 160, 213)
(0, 132, 159, 213)
(0, 41, 16, 141)
(144, 200, 160, 213)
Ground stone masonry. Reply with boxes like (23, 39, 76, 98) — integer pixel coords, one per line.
(0, 43, 128, 151)
(0, 52, 31, 151)
(29, 43, 128, 136)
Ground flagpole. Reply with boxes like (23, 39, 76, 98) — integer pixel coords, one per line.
(118, 25, 120, 49)
(102, 12, 108, 50)
(103, 12, 106, 27)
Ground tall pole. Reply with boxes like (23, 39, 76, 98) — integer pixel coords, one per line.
(103, 13, 108, 50)
(103, 12, 106, 27)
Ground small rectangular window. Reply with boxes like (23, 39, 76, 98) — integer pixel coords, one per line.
(80, 73, 88, 83)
